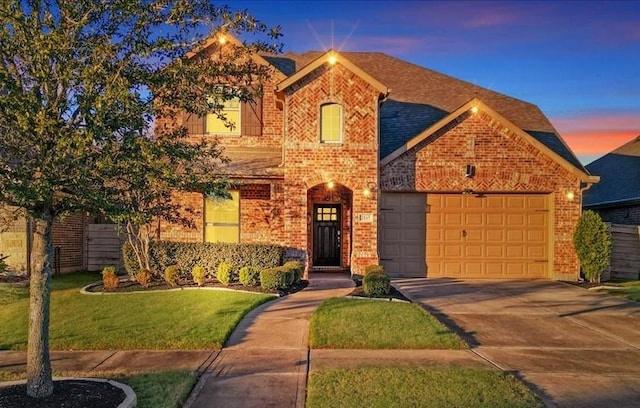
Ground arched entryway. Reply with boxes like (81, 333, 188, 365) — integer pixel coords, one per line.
(307, 183, 353, 271)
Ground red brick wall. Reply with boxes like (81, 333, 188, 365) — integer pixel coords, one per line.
(381, 110, 583, 280)
(282, 62, 381, 273)
(52, 212, 87, 273)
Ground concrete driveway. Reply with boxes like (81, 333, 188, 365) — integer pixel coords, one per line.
(393, 278, 640, 408)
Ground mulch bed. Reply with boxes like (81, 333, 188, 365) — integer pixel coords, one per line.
(0, 380, 125, 408)
(347, 281, 411, 302)
(0, 273, 29, 286)
(85, 277, 308, 297)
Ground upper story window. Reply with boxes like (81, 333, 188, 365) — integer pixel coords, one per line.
(206, 96, 241, 135)
(320, 103, 343, 143)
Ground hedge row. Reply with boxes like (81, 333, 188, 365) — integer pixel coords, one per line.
(260, 261, 304, 290)
(123, 241, 284, 279)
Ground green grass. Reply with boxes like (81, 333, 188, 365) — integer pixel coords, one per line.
(309, 298, 466, 349)
(116, 371, 197, 408)
(604, 281, 640, 301)
(0, 370, 197, 408)
(306, 367, 543, 408)
(0, 272, 274, 350)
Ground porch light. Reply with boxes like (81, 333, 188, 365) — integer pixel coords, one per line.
(363, 182, 377, 199)
(566, 191, 575, 201)
(470, 106, 479, 114)
(328, 54, 337, 65)
(327, 181, 335, 189)
(218, 35, 227, 45)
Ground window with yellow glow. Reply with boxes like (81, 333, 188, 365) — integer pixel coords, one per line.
(206, 97, 240, 135)
(320, 103, 342, 143)
(204, 191, 239, 243)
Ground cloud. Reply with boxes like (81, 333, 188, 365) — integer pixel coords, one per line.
(553, 111, 640, 163)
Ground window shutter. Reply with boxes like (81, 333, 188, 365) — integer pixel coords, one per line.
(241, 97, 263, 136)
(184, 113, 205, 135)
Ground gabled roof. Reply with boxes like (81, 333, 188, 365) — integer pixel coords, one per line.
(265, 51, 587, 174)
(584, 136, 640, 207)
(380, 98, 595, 182)
(275, 50, 388, 95)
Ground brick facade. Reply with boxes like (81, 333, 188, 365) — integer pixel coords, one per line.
(381, 110, 582, 280)
(157, 43, 589, 281)
(0, 210, 87, 274)
(282, 63, 380, 273)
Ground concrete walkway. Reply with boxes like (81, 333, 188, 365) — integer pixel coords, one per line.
(183, 272, 355, 408)
(394, 278, 640, 408)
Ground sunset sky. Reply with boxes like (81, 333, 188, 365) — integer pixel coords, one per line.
(232, 0, 640, 165)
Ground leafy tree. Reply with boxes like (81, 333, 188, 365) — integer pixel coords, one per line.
(573, 210, 612, 283)
(0, 0, 280, 398)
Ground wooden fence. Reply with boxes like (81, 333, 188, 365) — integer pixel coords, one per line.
(86, 224, 124, 272)
(604, 223, 640, 281)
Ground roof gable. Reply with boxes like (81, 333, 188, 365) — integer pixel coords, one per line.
(381, 98, 596, 182)
(275, 50, 389, 95)
(584, 136, 640, 207)
(187, 33, 286, 81)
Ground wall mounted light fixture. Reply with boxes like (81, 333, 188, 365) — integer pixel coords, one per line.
(566, 191, 575, 201)
(363, 183, 377, 199)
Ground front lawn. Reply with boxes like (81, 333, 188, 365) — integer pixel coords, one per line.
(306, 367, 543, 408)
(309, 298, 466, 349)
(603, 281, 640, 302)
(0, 370, 196, 408)
(0, 272, 274, 350)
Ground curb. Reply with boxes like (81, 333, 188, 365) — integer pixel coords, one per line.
(0, 377, 137, 408)
(81, 281, 281, 297)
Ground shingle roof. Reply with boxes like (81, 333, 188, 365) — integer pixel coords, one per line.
(583, 136, 640, 207)
(271, 51, 586, 173)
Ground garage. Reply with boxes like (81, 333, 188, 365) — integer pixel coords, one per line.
(426, 194, 550, 279)
(379, 193, 426, 278)
(379, 192, 551, 279)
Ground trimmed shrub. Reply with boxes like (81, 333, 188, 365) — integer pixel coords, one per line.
(135, 269, 152, 288)
(191, 264, 207, 287)
(123, 241, 284, 279)
(122, 241, 139, 278)
(216, 262, 235, 286)
(283, 261, 304, 283)
(164, 265, 180, 287)
(364, 265, 384, 276)
(573, 210, 612, 283)
(239, 266, 261, 287)
(102, 265, 119, 291)
(363, 272, 391, 297)
(260, 267, 290, 290)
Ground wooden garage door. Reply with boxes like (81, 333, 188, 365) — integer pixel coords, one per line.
(379, 193, 426, 278)
(427, 194, 549, 279)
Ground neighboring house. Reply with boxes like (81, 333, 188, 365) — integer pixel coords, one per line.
(0, 209, 88, 274)
(583, 136, 640, 225)
(157, 34, 598, 281)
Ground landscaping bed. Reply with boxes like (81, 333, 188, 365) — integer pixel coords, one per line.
(83, 275, 308, 297)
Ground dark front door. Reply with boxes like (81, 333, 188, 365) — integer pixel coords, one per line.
(313, 204, 341, 266)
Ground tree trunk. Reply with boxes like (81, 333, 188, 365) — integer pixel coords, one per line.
(26, 216, 54, 398)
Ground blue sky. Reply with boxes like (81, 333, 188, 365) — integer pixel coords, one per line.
(231, 0, 640, 164)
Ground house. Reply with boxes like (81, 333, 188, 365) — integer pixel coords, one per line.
(0, 208, 88, 274)
(583, 136, 640, 225)
(157, 34, 598, 281)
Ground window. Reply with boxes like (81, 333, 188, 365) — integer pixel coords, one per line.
(206, 97, 241, 135)
(204, 191, 239, 243)
(320, 103, 343, 143)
